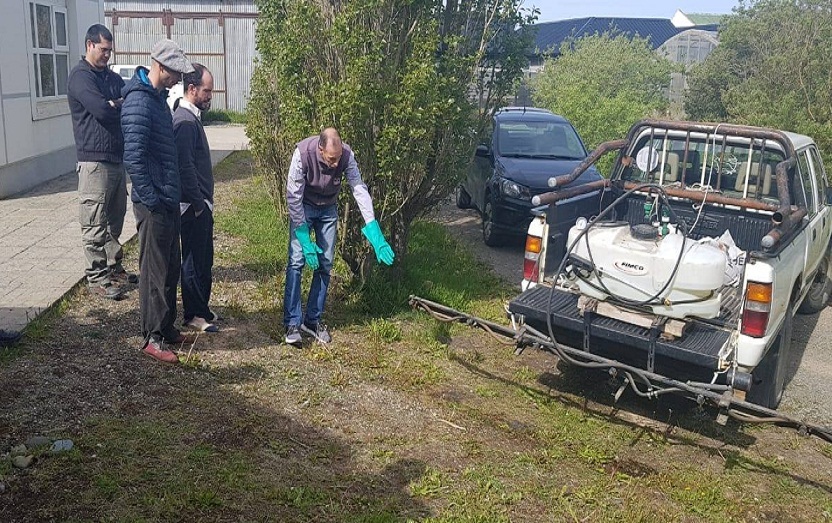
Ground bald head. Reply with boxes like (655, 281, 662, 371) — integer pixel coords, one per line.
(318, 127, 343, 168)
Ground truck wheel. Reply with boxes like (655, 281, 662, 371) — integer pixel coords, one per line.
(482, 198, 503, 247)
(455, 185, 472, 209)
(747, 304, 792, 409)
(798, 252, 832, 314)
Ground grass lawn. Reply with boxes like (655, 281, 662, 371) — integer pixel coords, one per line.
(0, 151, 830, 522)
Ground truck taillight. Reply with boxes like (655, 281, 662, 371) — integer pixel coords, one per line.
(741, 282, 772, 338)
(523, 234, 542, 282)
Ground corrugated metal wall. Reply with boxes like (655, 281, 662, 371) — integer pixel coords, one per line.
(105, 0, 257, 111)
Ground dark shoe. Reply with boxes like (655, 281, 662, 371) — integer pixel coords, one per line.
(142, 338, 179, 364)
(110, 267, 138, 284)
(284, 325, 302, 346)
(0, 329, 22, 347)
(88, 282, 123, 300)
(301, 322, 331, 344)
(167, 332, 197, 345)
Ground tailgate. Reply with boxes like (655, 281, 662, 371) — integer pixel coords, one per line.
(509, 285, 733, 371)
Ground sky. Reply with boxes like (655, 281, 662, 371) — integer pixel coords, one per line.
(529, 0, 740, 23)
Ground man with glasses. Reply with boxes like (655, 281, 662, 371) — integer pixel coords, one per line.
(68, 24, 136, 300)
(121, 39, 195, 364)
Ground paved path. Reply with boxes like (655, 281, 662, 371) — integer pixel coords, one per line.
(0, 124, 249, 336)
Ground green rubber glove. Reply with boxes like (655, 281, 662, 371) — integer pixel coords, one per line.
(295, 223, 323, 270)
(361, 220, 395, 266)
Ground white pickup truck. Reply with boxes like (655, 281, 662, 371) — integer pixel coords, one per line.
(510, 119, 832, 409)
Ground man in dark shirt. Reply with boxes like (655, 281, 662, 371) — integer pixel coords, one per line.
(67, 24, 136, 300)
(173, 64, 220, 333)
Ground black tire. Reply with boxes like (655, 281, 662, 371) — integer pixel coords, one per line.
(455, 185, 472, 209)
(481, 197, 503, 247)
(747, 304, 793, 409)
(798, 251, 832, 314)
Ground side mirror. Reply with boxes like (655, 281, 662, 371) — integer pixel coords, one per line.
(475, 144, 490, 158)
(826, 186, 832, 205)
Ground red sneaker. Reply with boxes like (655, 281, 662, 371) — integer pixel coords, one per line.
(142, 339, 179, 364)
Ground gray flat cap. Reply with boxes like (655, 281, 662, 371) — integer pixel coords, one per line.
(150, 39, 195, 74)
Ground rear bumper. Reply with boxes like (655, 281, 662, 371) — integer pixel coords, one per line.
(508, 285, 732, 374)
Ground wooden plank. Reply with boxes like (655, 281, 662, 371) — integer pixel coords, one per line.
(577, 296, 688, 338)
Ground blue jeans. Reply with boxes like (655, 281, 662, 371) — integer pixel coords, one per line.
(283, 203, 338, 327)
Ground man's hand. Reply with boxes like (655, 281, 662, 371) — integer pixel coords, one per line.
(361, 220, 395, 266)
(295, 224, 323, 270)
(108, 98, 124, 109)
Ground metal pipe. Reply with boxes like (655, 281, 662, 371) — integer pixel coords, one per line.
(547, 139, 629, 188)
(532, 179, 609, 206)
(762, 207, 808, 250)
(774, 157, 796, 216)
(621, 182, 780, 211)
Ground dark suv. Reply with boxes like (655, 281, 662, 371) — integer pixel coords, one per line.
(457, 107, 602, 246)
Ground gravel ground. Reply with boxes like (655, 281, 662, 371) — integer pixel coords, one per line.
(432, 198, 832, 426)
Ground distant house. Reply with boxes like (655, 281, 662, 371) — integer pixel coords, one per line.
(519, 13, 722, 107)
(0, 0, 106, 199)
(529, 17, 682, 68)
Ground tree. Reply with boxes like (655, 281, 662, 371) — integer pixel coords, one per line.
(247, 0, 536, 277)
(531, 32, 675, 172)
(685, 0, 832, 159)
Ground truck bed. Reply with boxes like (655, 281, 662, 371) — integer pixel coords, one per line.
(508, 283, 741, 372)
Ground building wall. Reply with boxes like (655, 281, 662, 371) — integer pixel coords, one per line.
(0, 0, 105, 198)
(105, 0, 257, 112)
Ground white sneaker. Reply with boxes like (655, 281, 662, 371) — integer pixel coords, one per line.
(186, 316, 219, 333)
(300, 322, 332, 344)
(285, 325, 302, 346)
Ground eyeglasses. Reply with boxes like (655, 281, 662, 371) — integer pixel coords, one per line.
(95, 44, 113, 55)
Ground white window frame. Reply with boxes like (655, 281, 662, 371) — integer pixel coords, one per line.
(26, 0, 71, 120)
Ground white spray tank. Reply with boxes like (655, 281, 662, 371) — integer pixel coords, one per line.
(567, 221, 726, 319)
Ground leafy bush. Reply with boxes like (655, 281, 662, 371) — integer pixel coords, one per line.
(532, 32, 675, 175)
(685, 0, 832, 168)
(247, 0, 536, 278)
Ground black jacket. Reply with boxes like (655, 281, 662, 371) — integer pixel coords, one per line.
(173, 105, 213, 214)
(67, 59, 125, 164)
(121, 68, 180, 211)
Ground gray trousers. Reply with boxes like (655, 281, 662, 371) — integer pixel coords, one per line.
(78, 161, 127, 285)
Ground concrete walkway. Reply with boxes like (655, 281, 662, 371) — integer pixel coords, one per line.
(0, 124, 249, 336)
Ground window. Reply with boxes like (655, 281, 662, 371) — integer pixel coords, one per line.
(27, 1, 70, 119)
(796, 150, 816, 214)
(808, 147, 827, 208)
(29, 2, 69, 97)
(620, 131, 785, 204)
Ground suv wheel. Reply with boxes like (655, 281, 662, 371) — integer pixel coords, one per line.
(482, 198, 503, 247)
(455, 185, 472, 209)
